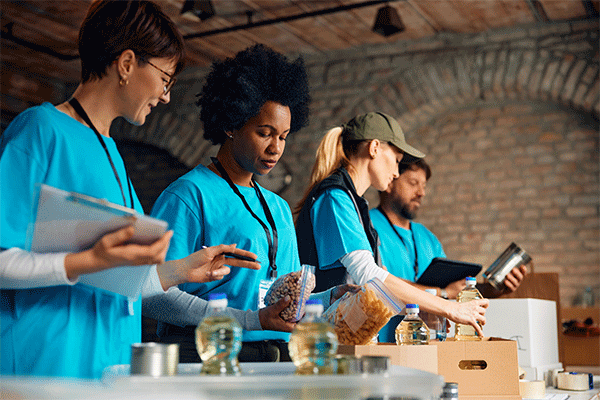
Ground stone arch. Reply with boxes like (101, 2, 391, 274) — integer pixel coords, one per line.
(350, 49, 598, 134)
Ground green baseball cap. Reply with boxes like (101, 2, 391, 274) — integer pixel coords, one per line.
(343, 112, 425, 161)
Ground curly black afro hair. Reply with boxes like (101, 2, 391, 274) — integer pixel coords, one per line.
(197, 44, 311, 145)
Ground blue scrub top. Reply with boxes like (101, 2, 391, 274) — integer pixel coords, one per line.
(370, 207, 446, 342)
(310, 188, 373, 270)
(0, 103, 143, 379)
(151, 165, 298, 342)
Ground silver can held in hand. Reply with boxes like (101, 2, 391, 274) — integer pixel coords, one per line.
(130, 342, 179, 377)
(483, 242, 531, 290)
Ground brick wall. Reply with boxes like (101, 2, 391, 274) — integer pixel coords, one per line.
(408, 102, 598, 305)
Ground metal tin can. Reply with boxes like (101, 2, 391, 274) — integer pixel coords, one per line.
(483, 242, 531, 290)
(130, 342, 179, 377)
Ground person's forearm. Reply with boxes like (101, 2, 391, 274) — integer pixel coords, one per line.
(339, 249, 389, 285)
(142, 285, 261, 331)
(0, 248, 74, 289)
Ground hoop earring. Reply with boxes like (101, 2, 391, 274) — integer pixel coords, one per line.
(119, 78, 129, 86)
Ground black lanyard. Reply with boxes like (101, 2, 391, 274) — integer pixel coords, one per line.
(69, 98, 133, 208)
(212, 157, 278, 279)
(377, 206, 419, 281)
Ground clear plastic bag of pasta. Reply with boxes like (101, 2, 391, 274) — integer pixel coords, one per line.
(264, 264, 316, 322)
(322, 278, 404, 345)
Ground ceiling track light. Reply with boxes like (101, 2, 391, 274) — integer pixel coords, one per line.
(372, 4, 405, 37)
(183, 0, 403, 40)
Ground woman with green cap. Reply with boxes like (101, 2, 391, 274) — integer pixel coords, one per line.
(295, 112, 488, 335)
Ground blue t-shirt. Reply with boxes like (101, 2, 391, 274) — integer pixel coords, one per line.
(0, 103, 142, 379)
(370, 207, 446, 342)
(150, 165, 298, 342)
(311, 188, 373, 270)
(370, 208, 446, 281)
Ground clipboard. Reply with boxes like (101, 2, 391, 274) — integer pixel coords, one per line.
(27, 184, 169, 299)
(416, 257, 482, 288)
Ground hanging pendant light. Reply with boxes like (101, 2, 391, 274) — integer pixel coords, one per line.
(372, 4, 405, 37)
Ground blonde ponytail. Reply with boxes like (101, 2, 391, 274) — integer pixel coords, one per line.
(294, 126, 357, 218)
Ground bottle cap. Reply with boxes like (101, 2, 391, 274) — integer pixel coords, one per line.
(208, 292, 228, 308)
(305, 299, 323, 306)
(208, 293, 227, 301)
(406, 303, 419, 311)
(466, 276, 476, 284)
(304, 298, 324, 314)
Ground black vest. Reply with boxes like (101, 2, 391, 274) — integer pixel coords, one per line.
(296, 167, 381, 292)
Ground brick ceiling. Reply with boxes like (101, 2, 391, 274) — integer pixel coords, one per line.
(1, 0, 598, 83)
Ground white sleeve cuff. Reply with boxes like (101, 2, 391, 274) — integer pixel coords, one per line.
(339, 249, 390, 286)
(141, 265, 165, 297)
(0, 248, 74, 289)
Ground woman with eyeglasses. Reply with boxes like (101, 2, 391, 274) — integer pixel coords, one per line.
(0, 0, 259, 379)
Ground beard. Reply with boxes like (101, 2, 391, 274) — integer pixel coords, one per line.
(390, 199, 418, 220)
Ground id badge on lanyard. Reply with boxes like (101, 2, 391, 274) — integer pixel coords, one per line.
(258, 279, 274, 308)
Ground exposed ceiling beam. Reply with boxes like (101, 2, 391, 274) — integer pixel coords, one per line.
(524, 0, 550, 22)
(183, 0, 403, 40)
(1, 22, 79, 61)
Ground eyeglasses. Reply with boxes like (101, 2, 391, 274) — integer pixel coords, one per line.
(146, 60, 177, 95)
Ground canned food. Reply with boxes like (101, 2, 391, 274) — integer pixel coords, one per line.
(130, 342, 179, 377)
(483, 243, 531, 290)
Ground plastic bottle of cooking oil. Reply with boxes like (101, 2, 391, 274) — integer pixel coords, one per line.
(195, 293, 243, 375)
(421, 289, 447, 341)
(395, 304, 430, 345)
(288, 299, 338, 375)
(455, 277, 483, 341)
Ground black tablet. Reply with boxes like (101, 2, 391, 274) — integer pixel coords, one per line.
(416, 257, 482, 288)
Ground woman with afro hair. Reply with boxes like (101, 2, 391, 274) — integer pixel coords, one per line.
(149, 44, 350, 362)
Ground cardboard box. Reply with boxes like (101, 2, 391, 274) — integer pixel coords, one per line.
(337, 343, 438, 374)
(560, 306, 600, 366)
(482, 299, 560, 369)
(433, 338, 521, 400)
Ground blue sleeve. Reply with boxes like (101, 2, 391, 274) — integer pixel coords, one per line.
(311, 188, 372, 267)
(0, 111, 48, 249)
(151, 183, 203, 262)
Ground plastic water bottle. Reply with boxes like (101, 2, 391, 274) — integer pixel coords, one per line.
(455, 277, 483, 341)
(395, 304, 430, 345)
(288, 299, 338, 375)
(195, 293, 243, 375)
(421, 289, 447, 341)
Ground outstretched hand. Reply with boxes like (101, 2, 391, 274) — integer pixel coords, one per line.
(157, 244, 260, 290)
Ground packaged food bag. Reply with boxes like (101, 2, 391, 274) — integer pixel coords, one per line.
(322, 278, 403, 345)
(264, 264, 316, 322)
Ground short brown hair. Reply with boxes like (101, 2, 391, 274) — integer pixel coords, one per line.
(399, 159, 432, 180)
(78, 0, 185, 82)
